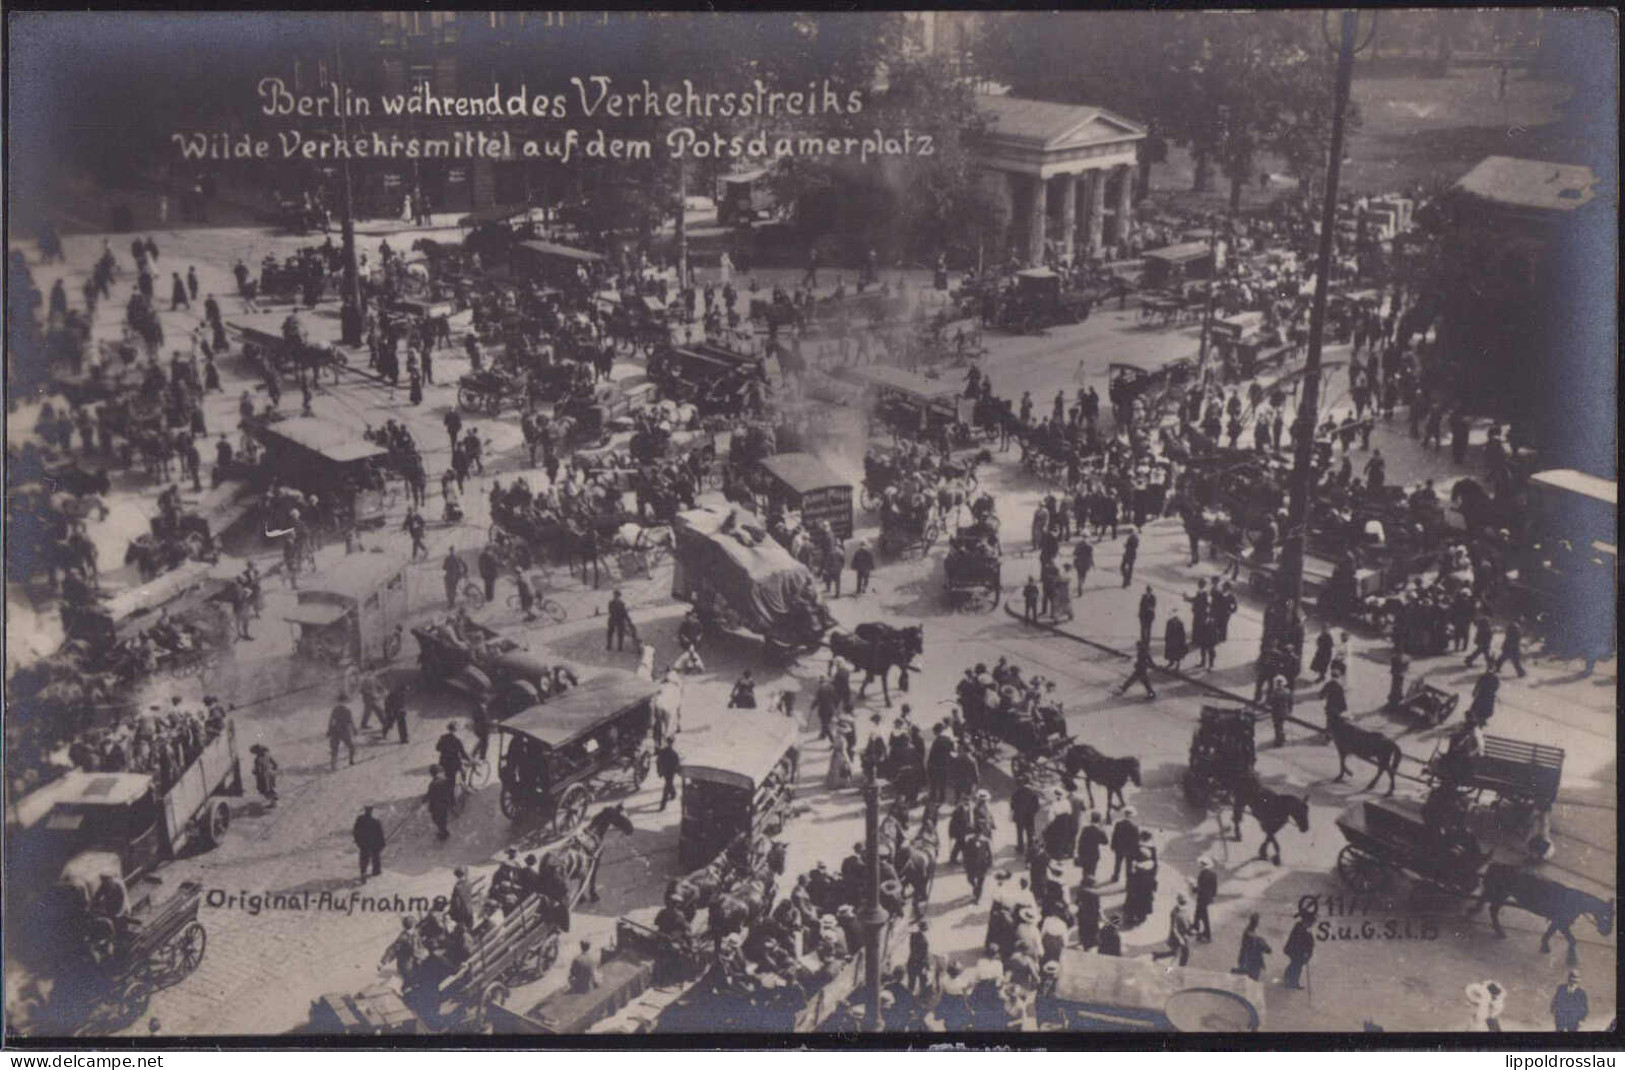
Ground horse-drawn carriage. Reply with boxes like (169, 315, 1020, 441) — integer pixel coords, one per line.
(943, 540, 1000, 612)
(1422, 733, 1565, 823)
(677, 716, 800, 871)
(671, 506, 831, 661)
(1395, 679, 1459, 727)
(1333, 797, 1490, 896)
(603, 294, 672, 358)
(458, 368, 530, 416)
(30, 879, 209, 1036)
(1180, 707, 1256, 810)
(494, 673, 656, 834)
(985, 268, 1096, 334)
(879, 498, 940, 558)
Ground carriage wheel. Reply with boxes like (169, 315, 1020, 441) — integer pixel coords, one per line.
(177, 921, 208, 974)
(480, 981, 510, 1022)
(979, 586, 1002, 614)
(382, 630, 404, 662)
(112, 978, 151, 1031)
(183, 532, 207, 560)
(457, 387, 483, 412)
(460, 582, 487, 610)
(203, 800, 231, 847)
(1336, 845, 1386, 892)
(557, 783, 591, 832)
(921, 519, 941, 554)
(500, 783, 522, 820)
(632, 748, 653, 789)
(540, 599, 567, 625)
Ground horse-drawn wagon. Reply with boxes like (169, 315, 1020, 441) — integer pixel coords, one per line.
(1423, 733, 1564, 821)
(283, 556, 409, 668)
(458, 368, 530, 416)
(670, 506, 830, 661)
(494, 673, 657, 834)
(1180, 706, 1256, 810)
(1333, 797, 1489, 896)
(677, 717, 800, 871)
(943, 542, 1000, 612)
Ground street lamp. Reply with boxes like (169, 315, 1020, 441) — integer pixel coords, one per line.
(859, 769, 886, 1032)
(1281, 10, 1376, 620)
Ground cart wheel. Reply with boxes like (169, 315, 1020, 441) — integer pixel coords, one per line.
(922, 519, 940, 553)
(632, 749, 653, 789)
(1336, 845, 1386, 892)
(457, 386, 482, 412)
(981, 588, 1002, 614)
(202, 800, 231, 848)
(500, 783, 521, 820)
(113, 978, 151, 1030)
(557, 784, 591, 832)
(178, 921, 208, 974)
(183, 532, 207, 560)
(481, 981, 510, 1019)
(382, 631, 404, 662)
(461, 582, 486, 609)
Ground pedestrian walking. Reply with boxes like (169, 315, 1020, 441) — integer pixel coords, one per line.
(1073, 539, 1093, 594)
(1283, 907, 1316, 989)
(478, 546, 501, 604)
(426, 767, 455, 841)
(1022, 576, 1040, 623)
(1137, 585, 1156, 645)
(469, 699, 492, 763)
(1075, 811, 1108, 881)
(328, 696, 357, 770)
(1191, 857, 1217, 942)
(606, 589, 638, 651)
(1266, 676, 1292, 747)
(251, 744, 279, 805)
(1150, 894, 1191, 967)
(656, 737, 681, 811)
(1231, 913, 1271, 981)
(1464, 613, 1495, 667)
(851, 540, 875, 595)
(443, 548, 467, 607)
(1495, 620, 1526, 678)
(728, 671, 758, 709)
(1117, 640, 1156, 699)
(353, 805, 385, 881)
(1120, 529, 1139, 586)
(382, 682, 411, 743)
(1163, 612, 1188, 671)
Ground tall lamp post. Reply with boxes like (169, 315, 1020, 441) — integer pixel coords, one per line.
(1282, 10, 1375, 620)
(860, 769, 886, 1032)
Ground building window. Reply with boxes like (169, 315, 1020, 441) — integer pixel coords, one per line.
(410, 64, 433, 94)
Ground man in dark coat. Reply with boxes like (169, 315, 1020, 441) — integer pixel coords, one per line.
(926, 725, 955, 804)
(1283, 908, 1316, 989)
(949, 746, 980, 802)
(1075, 811, 1108, 881)
(1192, 857, 1218, 942)
(1073, 538, 1093, 593)
(1551, 970, 1588, 1031)
(425, 768, 455, 840)
(1042, 803, 1080, 864)
(656, 738, 681, 811)
(1117, 640, 1157, 699)
(1495, 620, 1526, 678)
(1137, 585, 1157, 645)
(606, 589, 636, 651)
(1074, 878, 1102, 950)
(353, 805, 385, 881)
(947, 799, 972, 865)
(1009, 780, 1041, 853)
(1108, 808, 1140, 883)
(1120, 529, 1140, 586)
(442, 549, 468, 608)
(1097, 914, 1123, 956)
(477, 546, 501, 603)
(382, 681, 410, 744)
(851, 541, 875, 595)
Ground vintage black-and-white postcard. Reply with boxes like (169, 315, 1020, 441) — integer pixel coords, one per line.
(4, 8, 1616, 1046)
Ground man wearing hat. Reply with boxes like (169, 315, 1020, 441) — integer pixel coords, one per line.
(449, 866, 476, 929)
(1076, 810, 1109, 882)
(569, 939, 601, 994)
(906, 917, 932, 994)
(1283, 904, 1317, 989)
(1551, 970, 1588, 1031)
(1191, 857, 1219, 943)
(352, 805, 385, 882)
(1152, 894, 1192, 966)
(328, 694, 357, 771)
(425, 766, 455, 840)
(1108, 807, 1139, 883)
(1010, 779, 1041, 853)
(1265, 675, 1293, 747)
(972, 788, 996, 840)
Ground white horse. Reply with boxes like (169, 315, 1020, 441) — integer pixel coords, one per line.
(651, 672, 684, 743)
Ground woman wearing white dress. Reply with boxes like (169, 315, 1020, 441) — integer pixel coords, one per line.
(1464, 980, 1506, 1032)
(718, 252, 734, 286)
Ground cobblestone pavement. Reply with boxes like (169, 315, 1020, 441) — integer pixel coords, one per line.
(7, 223, 1614, 1036)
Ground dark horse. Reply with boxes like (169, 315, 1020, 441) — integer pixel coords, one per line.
(541, 803, 636, 904)
(827, 623, 924, 707)
(1327, 712, 1403, 796)
(1061, 744, 1142, 820)
(1469, 864, 1616, 966)
(1229, 774, 1311, 865)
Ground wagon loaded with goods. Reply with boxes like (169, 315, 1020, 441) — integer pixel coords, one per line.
(670, 505, 831, 661)
(1181, 706, 1257, 810)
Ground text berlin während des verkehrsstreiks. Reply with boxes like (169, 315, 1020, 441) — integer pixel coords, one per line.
(170, 75, 934, 164)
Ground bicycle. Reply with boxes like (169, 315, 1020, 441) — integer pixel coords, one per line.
(506, 583, 567, 624)
(455, 757, 491, 813)
(455, 580, 487, 611)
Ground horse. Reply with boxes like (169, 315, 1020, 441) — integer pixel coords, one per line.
(1469, 864, 1616, 966)
(539, 803, 636, 904)
(827, 623, 924, 707)
(1061, 744, 1142, 820)
(1229, 774, 1311, 865)
(708, 876, 772, 952)
(1326, 712, 1403, 796)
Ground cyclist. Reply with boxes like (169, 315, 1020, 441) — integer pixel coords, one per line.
(435, 722, 471, 792)
(469, 700, 492, 763)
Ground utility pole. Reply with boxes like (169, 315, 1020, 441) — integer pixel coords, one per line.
(334, 25, 363, 346)
(1195, 216, 1223, 390)
(1283, 10, 1373, 619)
(860, 769, 885, 1032)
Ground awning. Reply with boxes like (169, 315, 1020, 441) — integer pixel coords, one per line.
(517, 241, 605, 264)
(282, 603, 351, 628)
